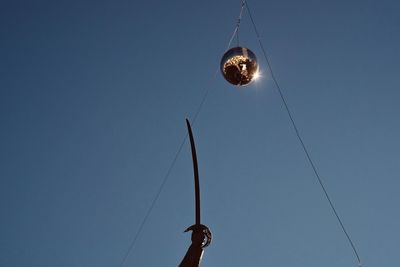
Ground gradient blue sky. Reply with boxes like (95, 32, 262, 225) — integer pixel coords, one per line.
(1, 0, 400, 266)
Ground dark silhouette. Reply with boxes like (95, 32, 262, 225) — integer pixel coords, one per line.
(179, 119, 212, 267)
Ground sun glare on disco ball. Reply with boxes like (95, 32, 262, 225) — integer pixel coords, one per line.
(220, 47, 259, 86)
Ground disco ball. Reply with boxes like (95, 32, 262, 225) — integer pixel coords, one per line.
(220, 47, 259, 86)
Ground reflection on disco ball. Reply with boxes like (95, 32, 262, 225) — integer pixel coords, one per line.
(220, 47, 258, 86)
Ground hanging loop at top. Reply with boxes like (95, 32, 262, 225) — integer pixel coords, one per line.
(235, 0, 246, 46)
(227, 0, 246, 49)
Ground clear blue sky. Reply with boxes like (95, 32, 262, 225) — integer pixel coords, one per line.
(1, 0, 400, 266)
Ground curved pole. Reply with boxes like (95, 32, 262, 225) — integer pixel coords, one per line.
(179, 119, 212, 267)
(186, 119, 201, 225)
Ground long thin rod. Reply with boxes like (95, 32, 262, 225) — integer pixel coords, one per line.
(244, 1, 362, 266)
(186, 119, 201, 225)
